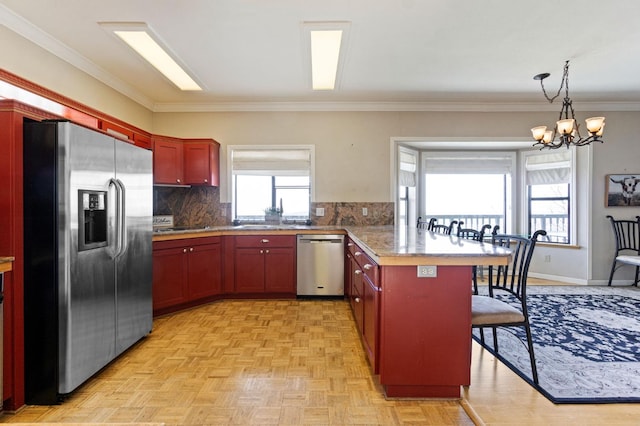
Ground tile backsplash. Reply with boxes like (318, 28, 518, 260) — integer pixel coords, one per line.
(153, 186, 393, 227)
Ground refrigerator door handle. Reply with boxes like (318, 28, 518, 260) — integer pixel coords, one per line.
(108, 178, 122, 259)
(115, 179, 128, 258)
(109, 178, 126, 258)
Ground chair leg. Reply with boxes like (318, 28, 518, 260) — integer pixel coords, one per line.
(524, 322, 539, 385)
(479, 327, 485, 344)
(608, 260, 617, 286)
(492, 326, 498, 353)
(472, 266, 478, 295)
(635, 266, 640, 287)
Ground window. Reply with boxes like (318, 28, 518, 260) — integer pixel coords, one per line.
(524, 150, 573, 244)
(229, 146, 314, 221)
(422, 152, 514, 232)
(397, 147, 418, 227)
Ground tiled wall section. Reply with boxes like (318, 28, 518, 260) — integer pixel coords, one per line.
(310, 202, 394, 226)
(153, 187, 394, 227)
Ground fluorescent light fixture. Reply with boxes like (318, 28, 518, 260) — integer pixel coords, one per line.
(311, 30, 342, 90)
(303, 22, 350, 91)
(101, 22, 202, 91)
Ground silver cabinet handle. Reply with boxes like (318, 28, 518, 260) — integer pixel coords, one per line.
(354, 251, 362, 256)
(176, 178, 181, 183)
(354, 297, 361, 303)
(265, 249, 270, 254)
(189, 247, 194, 252)
(183, 248, 187, 253)
(347, 242, 354, 247)
(204, 179, 208, 183)
(363, 264, 372, 270)
(261, 239, 270, 243)
(260, 249, 264, 254)
(354, 270, 362, 275)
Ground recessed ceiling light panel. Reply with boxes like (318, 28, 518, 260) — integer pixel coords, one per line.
(302, 21, 350, 91)
(100, 22, 203, 91)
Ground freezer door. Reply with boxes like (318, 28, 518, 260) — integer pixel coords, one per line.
(60, 122, 117, 394)
(114, 140, 153, 355)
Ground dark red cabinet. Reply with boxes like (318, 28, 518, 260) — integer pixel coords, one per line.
(233, 235, 296, 294)
(345, 238, 380, 372)
(152, 237, 222, 315)
(183, 139, 220, 186)
(152, 136, 184, 185)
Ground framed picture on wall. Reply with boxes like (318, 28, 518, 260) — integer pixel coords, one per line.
(606, 174, 640, 207)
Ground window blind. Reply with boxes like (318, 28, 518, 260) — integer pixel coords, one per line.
(423, 153, 514, 174)
(232, 148, 311, 176)
(399, 149, 417, 187)
(525, 150, 571, 185)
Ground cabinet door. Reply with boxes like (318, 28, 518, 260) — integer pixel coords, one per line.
(264, 247, 295, 293)
(152, 247, 188, 311)
(234, 248, 265, 293)
(363, 276, 380, 373)
(153, 138, 184, 184)
(187, 243, 222, 300)
(183, 142, 219, 186)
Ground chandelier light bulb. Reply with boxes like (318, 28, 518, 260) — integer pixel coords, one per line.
(585, 116, 605, 134)
(557, 118, 575, 135)
(543, 130, 553, 144)
(531, 126, 547, 141)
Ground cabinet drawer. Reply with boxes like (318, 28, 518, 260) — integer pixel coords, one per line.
(234, 235, 294, 248)
(362, 258, 379, 286)
(154, 236, 220, 250)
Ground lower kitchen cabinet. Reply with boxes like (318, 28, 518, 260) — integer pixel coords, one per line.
(232, 235, 296, 295)
(345, 238, 380, 372)
(152, 237, 222, 315)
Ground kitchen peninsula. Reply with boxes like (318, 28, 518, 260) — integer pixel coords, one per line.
(153, 225, 510, 398)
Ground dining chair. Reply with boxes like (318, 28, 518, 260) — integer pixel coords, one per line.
(431, 220, 459, 235)
(471, 229, 547, 385)
(457, 223, 492, 294)
(417, 216, 437, 230)
(606, 215, 640, 286)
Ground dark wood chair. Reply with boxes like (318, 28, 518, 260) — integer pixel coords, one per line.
(606, 215, 640, 286)
(471, 229, 547, 385)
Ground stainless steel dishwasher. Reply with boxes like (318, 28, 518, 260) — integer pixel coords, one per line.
(296, 234, 345, 296)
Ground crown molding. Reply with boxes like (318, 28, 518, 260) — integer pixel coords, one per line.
(0, 4, 155, 110)
(152, 100, 640, 113)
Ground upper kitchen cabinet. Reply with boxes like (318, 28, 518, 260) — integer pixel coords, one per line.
(152, 136, 184, 185)
(183, 139, 220, 186)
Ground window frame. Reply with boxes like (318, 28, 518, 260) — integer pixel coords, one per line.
(420, 150, 517, 233)
(520, 148, 577, 245)
(227, 145, 315, 222)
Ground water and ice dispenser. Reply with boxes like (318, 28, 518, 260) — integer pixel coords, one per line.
(78, 190, 108, 251)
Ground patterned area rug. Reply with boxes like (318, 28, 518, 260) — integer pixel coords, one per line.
(473, 285, 640, 403)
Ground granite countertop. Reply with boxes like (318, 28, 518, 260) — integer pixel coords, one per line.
(343, 226, 511, 266)
(153, 224, 511, 267)
(0, 256, 15, 273)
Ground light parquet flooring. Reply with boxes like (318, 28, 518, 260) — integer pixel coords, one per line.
(1, 300, 474, 425)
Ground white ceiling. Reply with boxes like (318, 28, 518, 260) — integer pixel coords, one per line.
(2, 0, 640, 112)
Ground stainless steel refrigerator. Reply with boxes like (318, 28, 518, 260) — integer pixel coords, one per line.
(23, 120, 153, 404)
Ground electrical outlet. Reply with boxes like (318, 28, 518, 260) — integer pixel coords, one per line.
(316, 207, 325, 216)
(417, 265, 437, 278)
(362, 207, 368, 216)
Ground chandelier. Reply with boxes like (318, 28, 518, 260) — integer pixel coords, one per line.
(531, 60, 605, 149)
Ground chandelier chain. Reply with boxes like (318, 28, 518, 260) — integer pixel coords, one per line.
(539, 60, 570, 104)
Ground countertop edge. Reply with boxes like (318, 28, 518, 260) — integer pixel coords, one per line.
(0, 256, 15, 273)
